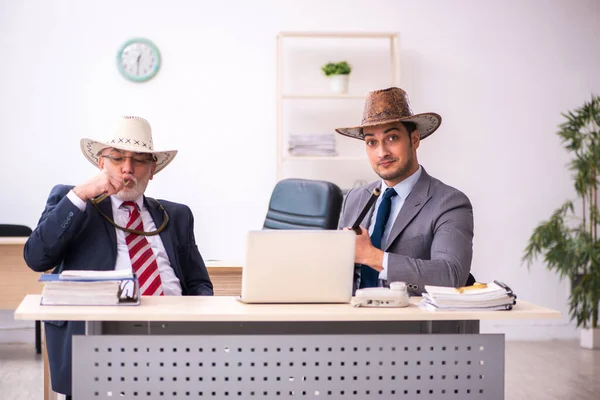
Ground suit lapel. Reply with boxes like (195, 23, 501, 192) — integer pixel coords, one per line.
(93, 197, 118, 268)
(385, 169, 432, 251)
(356, 182, 381, 230)
(145, 197, 177, 268)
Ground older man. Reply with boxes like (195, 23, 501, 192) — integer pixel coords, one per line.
(25, 116, 213, 398)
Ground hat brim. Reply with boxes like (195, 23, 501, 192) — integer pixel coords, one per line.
(80, 138, 177, 174)
(335, 112, 442, 141)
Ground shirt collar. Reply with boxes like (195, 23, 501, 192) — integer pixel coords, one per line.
(110, 194, 144, 211)
(380, 165, 422, 200)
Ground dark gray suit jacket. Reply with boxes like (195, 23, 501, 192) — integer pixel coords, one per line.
(24, 184, 213, 395)
(338, 167, 474, 295)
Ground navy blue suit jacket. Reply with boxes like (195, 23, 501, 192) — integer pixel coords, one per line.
(24, 184, 213, 395)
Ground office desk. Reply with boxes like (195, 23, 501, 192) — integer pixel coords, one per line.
(0, 239, 241, 354)
(204, 261, 242, 296)
(0, 237, 42, 309)
(15, 295, 559, 400)
(0, 237, 44, 356)
(0, 248, 240, 400)
(0, 246, 241, 305)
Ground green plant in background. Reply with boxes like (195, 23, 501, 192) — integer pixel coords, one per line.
(321, 61, 352, 76)
(523, 95, 600, 329)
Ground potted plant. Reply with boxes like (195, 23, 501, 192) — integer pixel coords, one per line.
(321, 61, 352, 94)
(523, 95, 600, 349)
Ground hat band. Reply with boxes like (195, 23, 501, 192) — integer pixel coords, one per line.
(105, 137, 154, 151)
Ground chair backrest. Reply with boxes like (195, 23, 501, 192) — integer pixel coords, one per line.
(263, 179, 343, 230)
(0, 224, 32, 237)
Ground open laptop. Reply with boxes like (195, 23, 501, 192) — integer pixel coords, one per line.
(238, 230, 356, 304)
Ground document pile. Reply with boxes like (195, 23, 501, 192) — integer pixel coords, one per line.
(420, 281, 516, 311)
(288, 133, 337, 156)
(39, 270, 139, 306)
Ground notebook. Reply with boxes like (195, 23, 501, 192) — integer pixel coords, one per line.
(238, 230, 356, 303)
(419, 281, 517, 311)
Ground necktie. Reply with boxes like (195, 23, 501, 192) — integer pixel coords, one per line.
(121, 201, 164, 296)
(360, 188, 397, 288)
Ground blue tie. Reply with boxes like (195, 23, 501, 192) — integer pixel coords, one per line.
(360, 187, 397, 288)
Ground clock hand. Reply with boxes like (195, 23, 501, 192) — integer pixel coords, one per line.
(136, 54, 141, 75)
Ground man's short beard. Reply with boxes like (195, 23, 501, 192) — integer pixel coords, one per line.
(376, 164, 412, 182)
(374, 152, 414, 182)
(114, 177, 150, 201)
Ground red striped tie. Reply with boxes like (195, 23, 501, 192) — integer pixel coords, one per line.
(122, 201, 164, 296)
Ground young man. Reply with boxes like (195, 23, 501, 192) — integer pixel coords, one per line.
(336, 87, 474, 294)
(24, 116, 213, 398)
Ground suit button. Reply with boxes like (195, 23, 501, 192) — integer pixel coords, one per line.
(68, 212, 74, 217)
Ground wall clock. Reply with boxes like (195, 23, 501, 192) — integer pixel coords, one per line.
(116, 38, 161, 82)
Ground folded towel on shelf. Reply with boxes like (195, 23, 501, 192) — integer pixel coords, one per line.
(288, 133, 337, 156)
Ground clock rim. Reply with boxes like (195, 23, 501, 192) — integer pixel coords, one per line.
(116, 37, 161, 83)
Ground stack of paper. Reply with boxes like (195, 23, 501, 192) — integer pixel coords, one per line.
(288, 134, 337, 156)
(39, 270, 135, 306)
(59, 269, 133, 281)
(419, 281, 517, 312)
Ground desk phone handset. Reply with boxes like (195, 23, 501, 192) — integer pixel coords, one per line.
(351, 281, 411, 308)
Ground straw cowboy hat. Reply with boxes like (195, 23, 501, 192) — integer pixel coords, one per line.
(80, 116, 177, 174)
(335, 87, 442, 140)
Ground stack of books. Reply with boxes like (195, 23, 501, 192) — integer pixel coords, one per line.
(39, 270, 139, 306)
(419, 281, 516, 311)
(288, 134, 337, 156)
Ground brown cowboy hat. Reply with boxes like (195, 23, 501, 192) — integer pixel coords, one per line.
(335, 87, 442, 140)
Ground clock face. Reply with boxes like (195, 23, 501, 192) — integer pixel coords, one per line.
(117, 38, 161, 82)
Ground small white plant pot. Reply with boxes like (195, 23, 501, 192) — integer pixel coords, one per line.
(580, 327, 600, 349)
(329, 74, 350, 94)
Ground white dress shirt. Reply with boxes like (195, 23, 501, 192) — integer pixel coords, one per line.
(367, 165, 422, 281)
(67, 190, 182, 295)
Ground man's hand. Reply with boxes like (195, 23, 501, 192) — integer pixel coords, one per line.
(346, 226, 384, 272)
(72, 171, 127, 201)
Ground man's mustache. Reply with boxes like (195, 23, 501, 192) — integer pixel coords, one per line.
(377, 158, 397, 165)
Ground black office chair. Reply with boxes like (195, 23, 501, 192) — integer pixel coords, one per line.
(263, 178, 343, 230)
(0, 224, 32, 237)
(0, 224, 41, 354)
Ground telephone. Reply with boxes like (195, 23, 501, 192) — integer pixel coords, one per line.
(351, 281, 410, 308)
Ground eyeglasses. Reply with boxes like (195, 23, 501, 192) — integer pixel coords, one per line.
(100, 154, 156, 166)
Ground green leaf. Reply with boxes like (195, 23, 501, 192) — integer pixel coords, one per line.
(321, 61, 352, 76)
(523, 95, 600, 328)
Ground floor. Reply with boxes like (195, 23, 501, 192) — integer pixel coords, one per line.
(0, 340, 598, 399)
(504, 340, 600, 399)
(0, 343, 44, 400)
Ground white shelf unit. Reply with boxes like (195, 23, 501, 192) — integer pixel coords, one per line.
(276, 32, 400, 190)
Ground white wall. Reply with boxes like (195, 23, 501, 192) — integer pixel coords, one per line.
(1, 0, 599, 340)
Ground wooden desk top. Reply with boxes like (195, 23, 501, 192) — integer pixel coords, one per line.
(14, 295, 561, 323)
(205, 260, 242, 268)
(0, 237, 28, 245)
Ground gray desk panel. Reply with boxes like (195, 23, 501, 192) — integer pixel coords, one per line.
(94, 320, 480, 335)
(73, 333, 503, 399)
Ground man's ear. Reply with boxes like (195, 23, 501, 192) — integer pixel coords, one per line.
(98, 156, 105, 170)
(150, 162, 157, 180)
(412, 130, 421, 150)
